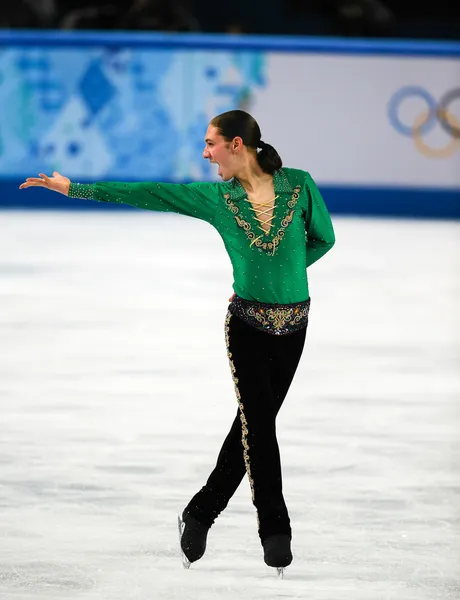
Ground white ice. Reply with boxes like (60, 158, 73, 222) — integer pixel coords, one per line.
(0, 210, 459, 600)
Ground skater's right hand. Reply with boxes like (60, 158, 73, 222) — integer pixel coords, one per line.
(19, 171, 71, 196)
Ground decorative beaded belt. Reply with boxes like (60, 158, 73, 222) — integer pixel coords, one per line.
(229, 295, 311, 336)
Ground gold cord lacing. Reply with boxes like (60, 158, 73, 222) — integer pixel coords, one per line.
(244, 195, 279, 236)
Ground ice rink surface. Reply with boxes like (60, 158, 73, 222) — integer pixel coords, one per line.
(1, 210, 459, 600)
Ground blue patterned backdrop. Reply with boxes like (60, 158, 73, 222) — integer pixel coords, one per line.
(0, 45, 266, 180)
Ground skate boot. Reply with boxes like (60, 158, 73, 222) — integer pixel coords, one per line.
(178, 512, 210, 567)
(262, 534, 293, 576)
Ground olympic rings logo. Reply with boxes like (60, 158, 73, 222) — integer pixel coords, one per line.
(388, 86, 460, 158)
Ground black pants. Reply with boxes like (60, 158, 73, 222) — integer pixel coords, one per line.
(184, 310, 307, 542)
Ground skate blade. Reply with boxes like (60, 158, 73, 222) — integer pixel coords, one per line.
(177, 514, 191, 570)
(277, 567, 284, 579)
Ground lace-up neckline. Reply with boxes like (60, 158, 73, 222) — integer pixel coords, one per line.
(244, 195, 279, 236)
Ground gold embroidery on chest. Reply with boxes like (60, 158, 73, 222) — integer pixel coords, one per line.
(235, 215, 251, 231)
(224, 185, 301, 256)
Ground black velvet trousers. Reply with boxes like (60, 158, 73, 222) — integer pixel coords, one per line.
(184, 310, 307, 542)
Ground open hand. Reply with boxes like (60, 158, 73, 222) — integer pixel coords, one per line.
(19, 172, 71, 196)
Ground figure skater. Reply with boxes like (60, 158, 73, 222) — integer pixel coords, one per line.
(20, 109, 336, 573)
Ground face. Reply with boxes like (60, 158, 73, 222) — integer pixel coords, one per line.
(202, 125, 240, 181)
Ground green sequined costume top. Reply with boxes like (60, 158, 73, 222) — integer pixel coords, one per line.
(69, 167, 335, 304)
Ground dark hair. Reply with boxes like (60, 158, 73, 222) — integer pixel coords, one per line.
(210, 109, 282, 175)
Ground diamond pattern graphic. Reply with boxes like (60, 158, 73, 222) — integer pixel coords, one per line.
(78, 60, 116, 118)
(0, 46, 266, 179)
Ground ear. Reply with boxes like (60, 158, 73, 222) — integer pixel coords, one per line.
(232, 136, 244, 152)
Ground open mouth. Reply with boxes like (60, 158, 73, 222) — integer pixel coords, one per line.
(211, 161, 222, 177)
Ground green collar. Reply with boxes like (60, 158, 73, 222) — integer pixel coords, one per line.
(228, 168, 294, 202)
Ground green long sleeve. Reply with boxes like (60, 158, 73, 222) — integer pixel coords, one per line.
(69, 181, 219, 224)
(304, 173, 336, 268)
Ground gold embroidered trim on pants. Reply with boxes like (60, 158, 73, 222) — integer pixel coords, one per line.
(224, 311, 258, 525)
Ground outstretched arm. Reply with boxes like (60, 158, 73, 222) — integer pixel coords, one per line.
(19, 172, 219, 224)
(304, 173, 335, 268)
